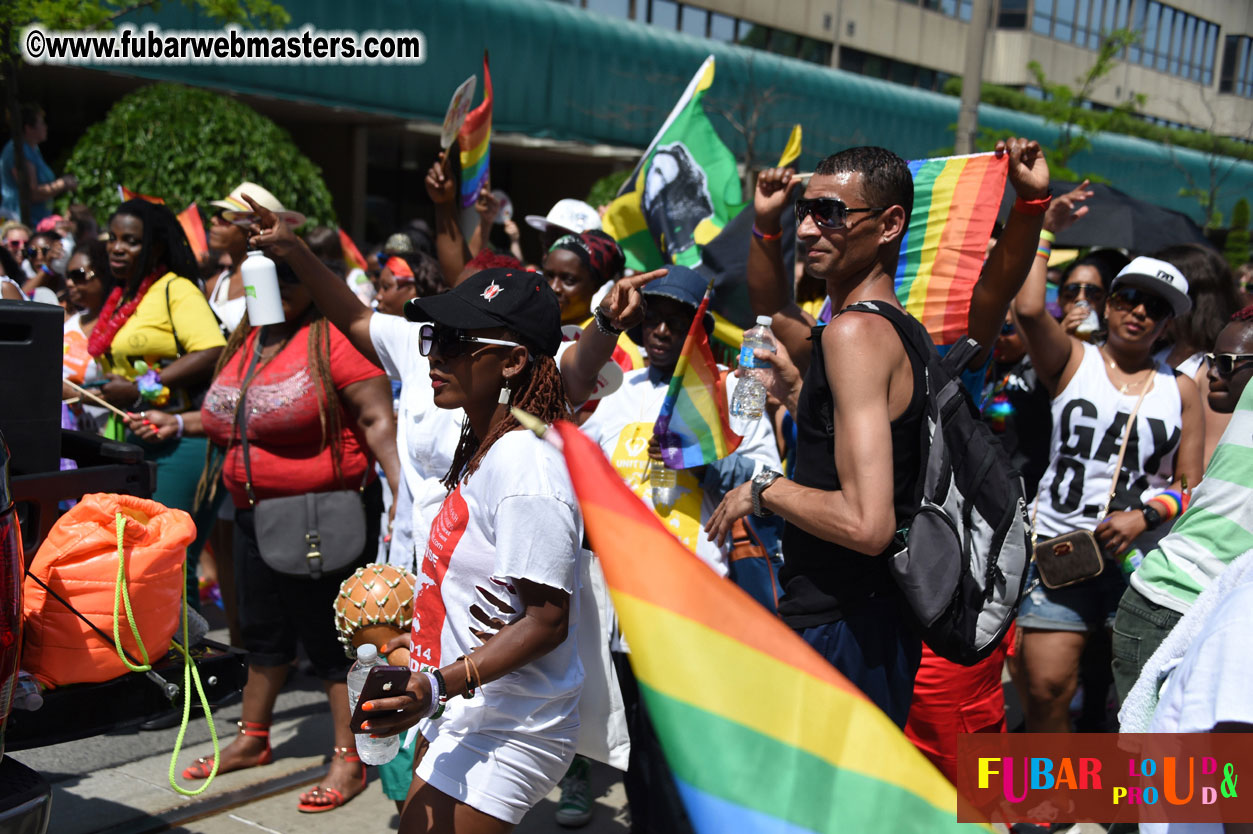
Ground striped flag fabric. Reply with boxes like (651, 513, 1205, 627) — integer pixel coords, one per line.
(176, 203, 207, 261)
(653, 284, 741, 469)
(117, 185, 164, 205)
(894, 152, 1009, 345)
(337, 228, 369, 272)
(458, 52, 492, 208)
(547, 418, 991, 834)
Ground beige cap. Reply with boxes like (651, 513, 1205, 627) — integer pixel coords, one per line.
(210, 182, 306, 227)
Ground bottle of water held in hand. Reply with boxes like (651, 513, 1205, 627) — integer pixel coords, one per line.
(347, 644, 399, 765)
(731, 316, 777, 420)
(650, 461, 678, 510)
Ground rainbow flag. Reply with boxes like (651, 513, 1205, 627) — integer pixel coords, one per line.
(338, 228, 368, 272)
(653, 285, 741, 469)
(117, 185, 164, 205)
(176, 203, 207, 261)
(894, 152, 1008, 345)
(458, 52, 492, 208)
(548, 419, 990, 834)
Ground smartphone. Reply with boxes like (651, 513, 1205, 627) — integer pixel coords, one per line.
(348, 665, 412, 734)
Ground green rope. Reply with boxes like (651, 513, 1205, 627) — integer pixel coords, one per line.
(112, 513, 151, 672)
(166, 539, 220, 796)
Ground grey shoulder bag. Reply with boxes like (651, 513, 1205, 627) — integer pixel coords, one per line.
(237, 328, 368, 580)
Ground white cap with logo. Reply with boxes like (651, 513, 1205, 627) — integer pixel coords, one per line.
(1111, 256, 1192, 317)
(525, 198, 601, 238)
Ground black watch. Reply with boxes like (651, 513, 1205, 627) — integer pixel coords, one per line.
(1141, 504, 1163, 531)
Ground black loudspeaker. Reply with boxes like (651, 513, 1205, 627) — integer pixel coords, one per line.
(0, 300, 64, 476)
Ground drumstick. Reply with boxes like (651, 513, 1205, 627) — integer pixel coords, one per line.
(63, 379, 136, 421)
(794, 172, 814, 182)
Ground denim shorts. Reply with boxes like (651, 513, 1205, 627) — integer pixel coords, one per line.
(1016, 561, 1128, 632)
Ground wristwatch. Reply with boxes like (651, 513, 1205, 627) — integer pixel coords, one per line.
(1141, 504, 1163, 531)
(751, 468, 782, 518)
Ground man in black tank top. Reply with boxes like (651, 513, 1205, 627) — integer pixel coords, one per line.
(706, 143, 1051, 728)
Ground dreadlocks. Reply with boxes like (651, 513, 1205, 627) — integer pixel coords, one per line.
(195, 302, 347, 509)
(441, 344, 569, 491)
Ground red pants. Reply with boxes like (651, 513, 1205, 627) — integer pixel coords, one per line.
(903, 625, 1012, 785)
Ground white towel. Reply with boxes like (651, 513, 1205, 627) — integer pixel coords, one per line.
(1118, 548, 1253, 732)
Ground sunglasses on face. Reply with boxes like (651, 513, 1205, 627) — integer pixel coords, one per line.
(418, 324, 523, 359)
(1000, 321, 1017, 336)
(5, 239, 25, 250)
(1058, 283, 1106, 303)
(67, 268, 96, 284)
(1108, 287, 1172, 321)
(1205, 352, 1253, 377)
(794, 198, 886, 231)
(25, 246, 51, 259)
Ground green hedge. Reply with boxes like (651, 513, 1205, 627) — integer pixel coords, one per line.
(60, 83, 336, 228)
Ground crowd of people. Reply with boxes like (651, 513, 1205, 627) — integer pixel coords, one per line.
(6, 97, 1253, 834)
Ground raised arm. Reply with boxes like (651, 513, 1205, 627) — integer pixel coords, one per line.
(747, 168, 814, 373)
(559, 268, 665, 404)
(965, 138, 1050, 364)
(426, 152, 471, 286)
(242, 194, 380, 367)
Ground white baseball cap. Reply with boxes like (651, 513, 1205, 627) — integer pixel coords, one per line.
(524, 198, 601, 237)
(1111, 256, 1192, 317)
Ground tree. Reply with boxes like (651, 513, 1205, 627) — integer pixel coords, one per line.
(1165, 92, 1253, 228)
(705, 55, 801, 200)
(1, 0, 288, 223)
(1024, 29, 1143, 180)
(1225, 198, 1250, 272)
(61, 83, 335, 227)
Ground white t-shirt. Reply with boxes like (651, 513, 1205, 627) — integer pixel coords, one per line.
(368, 312, 463, 567)
(1142, 578, 1253, 834)
(62, 312, 108, 433)
(580, 366, 781, 576)
(410, 429, 585, 738)
(208, 268, 247, 335)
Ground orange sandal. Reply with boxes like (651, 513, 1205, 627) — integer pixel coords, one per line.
(297, 747, 366, 814)
(182, 720, 273, 780)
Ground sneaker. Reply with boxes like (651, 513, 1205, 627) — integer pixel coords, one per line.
(554, 755, 593, 828)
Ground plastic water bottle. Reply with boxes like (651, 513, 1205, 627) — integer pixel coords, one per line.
(1117, 548, 1144, 576)
(650, 461, 678, 510)
(1074, 299, 1100, 340)
(346, 644, 400, 765)
(731, 316, 777, 420)
(240, 250, 285, 326)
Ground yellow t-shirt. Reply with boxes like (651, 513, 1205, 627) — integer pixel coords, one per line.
(98, 272, 226, 378)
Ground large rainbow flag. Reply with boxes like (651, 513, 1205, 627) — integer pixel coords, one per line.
(653, 285, 741, 469)
(547, 418, 990, 833)
(894, 152, 1008, 345)
(458, 52, 492, 208)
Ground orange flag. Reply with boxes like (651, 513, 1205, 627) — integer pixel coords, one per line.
(177, 204, 208, 261)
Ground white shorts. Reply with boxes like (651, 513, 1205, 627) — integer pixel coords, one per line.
(416, 723, 576, 824)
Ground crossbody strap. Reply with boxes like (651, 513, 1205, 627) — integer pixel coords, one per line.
(236, 328, 267, 507)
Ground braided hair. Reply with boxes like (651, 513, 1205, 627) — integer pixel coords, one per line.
(195, 261, 348, 509)
(441, 336, 569, 491)
(109, 199, 200, 294)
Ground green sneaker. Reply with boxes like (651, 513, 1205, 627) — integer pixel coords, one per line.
(555, 755, 593, 828)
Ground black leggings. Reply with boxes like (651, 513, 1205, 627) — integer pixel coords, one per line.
(233, 479, 382, 682)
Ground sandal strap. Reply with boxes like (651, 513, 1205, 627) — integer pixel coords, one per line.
(237, 720, 271, 738)
(332, 746, 362, 763)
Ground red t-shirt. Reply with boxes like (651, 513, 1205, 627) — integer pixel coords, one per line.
(202, 324, 384, 508)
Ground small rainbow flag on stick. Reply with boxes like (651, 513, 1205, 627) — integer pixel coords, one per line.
(895, 152, 1008, 345)
(337, 228, 369, 272)
(653, 282, 741, 469)
(458, 52, 492, 208)
(176, 203, 207, 261)
(535, 416, 990, 834)
(117, 185, 164, 205)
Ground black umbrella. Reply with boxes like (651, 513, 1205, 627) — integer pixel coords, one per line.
(997, 180, 1213, 254)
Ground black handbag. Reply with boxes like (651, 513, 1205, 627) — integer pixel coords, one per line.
(236, 327, 367, 580)
(1031, 370, 1153, 590)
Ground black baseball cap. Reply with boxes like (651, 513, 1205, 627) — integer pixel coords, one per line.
(404, 268, 562, 356)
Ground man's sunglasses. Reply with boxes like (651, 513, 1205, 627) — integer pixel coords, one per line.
(1108, 287, 1172, 321)
(794, 198, 886, 231)
(418, 324, 522, 359)
(1205, 352, 1253, 377)
(1058, 283, 1105, 303)
(67, 268, 96, 284)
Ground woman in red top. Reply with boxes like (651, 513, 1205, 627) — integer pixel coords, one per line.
(137, 259, 400, 813)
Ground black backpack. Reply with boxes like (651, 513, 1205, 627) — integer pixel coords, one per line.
(847, 302, 1031, 666)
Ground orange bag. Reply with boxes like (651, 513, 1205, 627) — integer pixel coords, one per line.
(23, 493, 195, 687)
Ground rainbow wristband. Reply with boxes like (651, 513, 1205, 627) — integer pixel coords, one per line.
(1148, 490, 1184, 521)
(1036, 242, 1052, 260)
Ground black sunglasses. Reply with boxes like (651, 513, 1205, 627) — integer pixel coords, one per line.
(25, 245, 51, 258)
(794, 198, 886, 231)
(67, 268, 96, 284)
(418, 323, 523, 359)
(1205, 352, 1253, 377)
(1109, 287, 1172, 321)
(1058, 283, 1106, 302)
(1000, 321, 1017, 336)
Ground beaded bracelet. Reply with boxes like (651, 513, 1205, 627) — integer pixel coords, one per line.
(429, 667, 448, 719)
(1013, 192, 1053, 215)
(752, 224, 783, 241)
(593, 306, 623, 337)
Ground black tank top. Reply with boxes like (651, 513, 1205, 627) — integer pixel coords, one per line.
(778, 302, 930, 629)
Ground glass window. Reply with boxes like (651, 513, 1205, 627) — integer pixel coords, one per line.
(1033, 0, 1054, 35)
(585, 0, 630, 18)
(1075, 0, 1090, 43)
(798, 37, 830, 64)
(1180, 15, 1195, 76)
(738, 21, 769, 48)
(998, 0, 1028, 29)
(1221, 34, 1239, 93)
(1202, 24, 1217, 85)
(1155, 6, 1172, 71)
(890, 60, 917, 85)
(959, 0, 973, 22)
(650, 0, 678, 29)
(771, 31, 800, 57)
(679, 6, 707, 36)
(709, 12, 736, 42)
